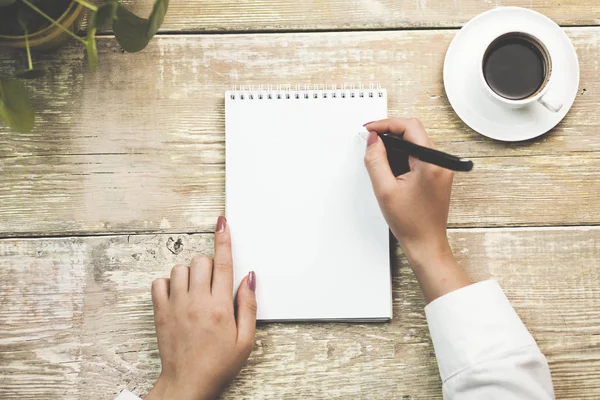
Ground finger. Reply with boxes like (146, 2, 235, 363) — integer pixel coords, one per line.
(151, 278, 170, 306)
(189, 256, 213, 294)
(170, 264, 190, 299)
(152, 278, 170, 328)
(364, 131, 396, 199)
(366, 118, 438, 172)
(211, 216, 234, 298)
(364, 118, 434, 148)
(236, 272, 257, 355)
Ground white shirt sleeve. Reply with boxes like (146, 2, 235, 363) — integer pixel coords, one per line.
(114, 390, 141, 400)
(425, 280, 555, 400)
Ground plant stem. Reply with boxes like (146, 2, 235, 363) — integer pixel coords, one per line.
(21, 0, 86, 45)
(24, 28, 33, 70)
(73, 0, 98, 12)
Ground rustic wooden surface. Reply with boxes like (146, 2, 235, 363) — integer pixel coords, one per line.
(0, 228, 598, 399)
(1, 2, 600, 399)
(1, 28, 600, 236)
(115, 0, 600, 31)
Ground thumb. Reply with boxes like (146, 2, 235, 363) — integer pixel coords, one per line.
(236, 272, 257, 353)
(364, 131, 396, 198)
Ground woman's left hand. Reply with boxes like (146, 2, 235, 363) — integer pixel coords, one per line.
(145, 216, 257, 400)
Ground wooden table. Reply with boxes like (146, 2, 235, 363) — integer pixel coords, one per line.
(1, 1, 599, 399)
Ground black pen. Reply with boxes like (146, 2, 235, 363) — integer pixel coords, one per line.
(373, 132, 474, 172)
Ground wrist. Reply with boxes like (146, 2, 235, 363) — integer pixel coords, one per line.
(144, 375, 211, 400)
(144, 377, 179, 400)
(400, 236, 454, 271)
(400, 237, 471, 303)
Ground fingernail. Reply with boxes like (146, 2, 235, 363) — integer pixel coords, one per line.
(248, 271, 256, 291)
(216, 216, 226, 233)
(367, 131, 378, 147)
(363, 121, 375, 127)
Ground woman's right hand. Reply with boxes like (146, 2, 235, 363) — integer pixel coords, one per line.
(363, 118, 469, 302)
(364, 118, 454, 262)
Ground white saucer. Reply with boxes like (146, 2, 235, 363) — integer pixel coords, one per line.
(443, 7, 580, 142)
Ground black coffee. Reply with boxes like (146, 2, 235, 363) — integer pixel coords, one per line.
(483, 35, 547, 100)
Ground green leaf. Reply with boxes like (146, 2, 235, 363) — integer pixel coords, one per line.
(15, 69, 46, 79)
(0, 78, 34, 133)
(112, 4, 151, 53)
(86, 27, 98, 72)
(91, 2, 118, 28)
(112, 0, 168, 53)
(147, 0, 169, 38)
(0, 0, 16, 7)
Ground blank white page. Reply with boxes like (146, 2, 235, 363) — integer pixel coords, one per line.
(225, 88, 390, 321)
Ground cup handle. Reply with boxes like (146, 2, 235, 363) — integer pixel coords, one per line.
(538, 89, 563, 113)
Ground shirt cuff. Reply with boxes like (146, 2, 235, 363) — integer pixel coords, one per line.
(114, 390, 142, 400)
(425, 280, 537, 383)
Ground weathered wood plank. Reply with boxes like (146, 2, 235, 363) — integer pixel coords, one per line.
(1, 153, 600, 236)
(0, 227, 598, 399)
(1, 29, 599, 236)
(115, 0, 600, 32)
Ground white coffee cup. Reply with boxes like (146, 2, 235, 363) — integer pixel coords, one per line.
(479, 31, 563, 112)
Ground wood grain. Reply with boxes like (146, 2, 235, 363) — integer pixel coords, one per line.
(1, 28, 599, 236)
(1, 3, 598, 399)
(113, 0, 600, 32)
(0, 227, 598, 399)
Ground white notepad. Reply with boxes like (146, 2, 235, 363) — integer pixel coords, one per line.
(225, 87, 391, 321)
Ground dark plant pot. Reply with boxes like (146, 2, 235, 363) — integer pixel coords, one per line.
(0, 2, 86, 51)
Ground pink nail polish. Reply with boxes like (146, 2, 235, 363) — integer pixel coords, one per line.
(367, 131, 378, 147)
(248, 271, 256, 291)
(216, 216, 226, 233)
(363, 121, 375, 127)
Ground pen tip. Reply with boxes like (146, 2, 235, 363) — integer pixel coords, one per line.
(357, 131, 369, 140)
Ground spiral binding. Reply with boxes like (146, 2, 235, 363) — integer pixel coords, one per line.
(227, 84, 385, 100)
